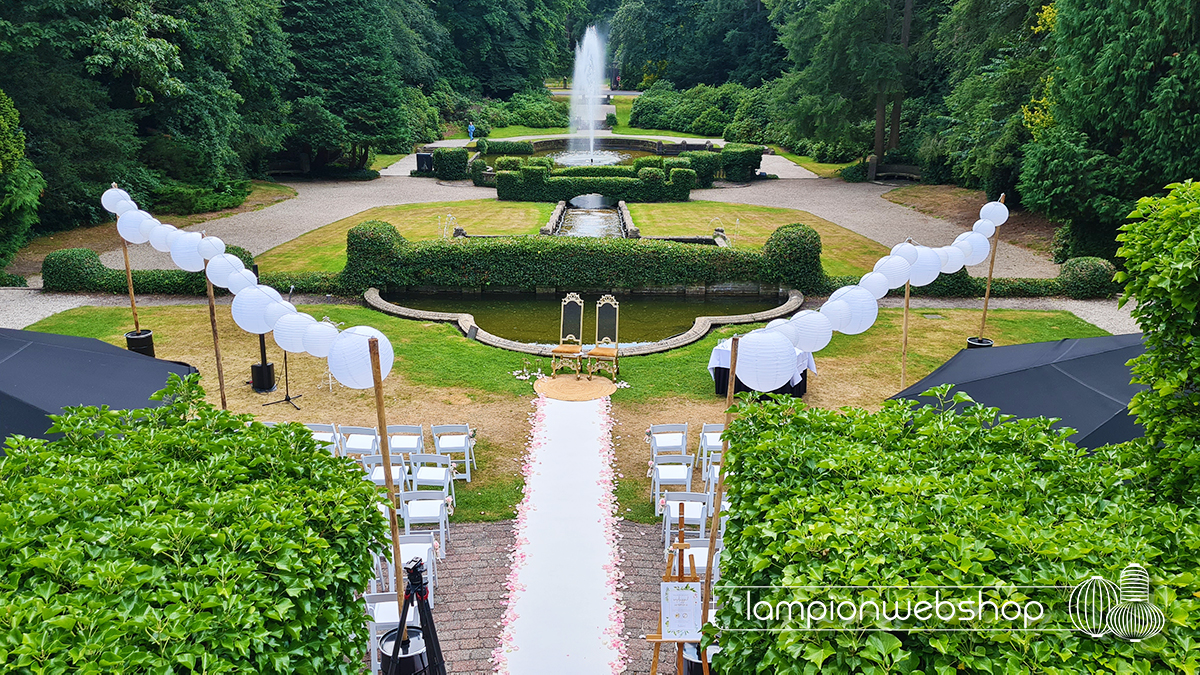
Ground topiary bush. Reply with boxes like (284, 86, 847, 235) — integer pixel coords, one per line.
(719, 143, 764, 182)
(495, 166, 695, 203)
(340, 219, 408, 293)
(551, 166, 638, 178)
(1058, 256, 1118, 299)
(0, 373, 390, 673)
(470, 158, 490, 186)
(432, 147, 469, 180)
(42, 245, 258, 295)
(679, 151, 720, 188)
(717, 387, 1200, 673)
(760, 223, 827, 291)
(476, 139, 533, 155)
(41, 248, 106, 292)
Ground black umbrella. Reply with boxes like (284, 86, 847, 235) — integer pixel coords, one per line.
(892, 334, 1146, 449)
(0, 328, 198, 445)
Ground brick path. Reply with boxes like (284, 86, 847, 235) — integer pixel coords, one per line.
(429, 521, 514, 673)
(619, 521, 682, 675)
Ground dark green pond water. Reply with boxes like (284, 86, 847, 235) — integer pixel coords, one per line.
(382, 293, 781, 345)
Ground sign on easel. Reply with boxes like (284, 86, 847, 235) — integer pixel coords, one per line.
(662, 582, 703, 641)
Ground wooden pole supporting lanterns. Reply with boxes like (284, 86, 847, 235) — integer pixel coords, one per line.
(978, 193, 1006, 340)
(202, 251, 228, 409)
(369, 337, 406, 636)
(901, 280, 911, 389)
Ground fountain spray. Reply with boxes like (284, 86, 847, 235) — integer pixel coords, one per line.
(570, 27, 606, 155)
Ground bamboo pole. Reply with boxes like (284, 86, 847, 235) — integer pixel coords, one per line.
(978, 193, 1006, 339)
(203, 259, 228, 409)
(369, 337, 406, 639)
(120, 238, 140, 333)
(901, 281, 911, 389)
(702, 335, 739, 625)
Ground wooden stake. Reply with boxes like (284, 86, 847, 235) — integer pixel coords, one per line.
(204, 271, 228, 410)
(901, 281, 911, 389)
(369, 337, 405, 639)
(120, 238, 140, 333)
(978, 193, 1006, 339)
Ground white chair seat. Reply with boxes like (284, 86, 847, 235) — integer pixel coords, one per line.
(664, 500, 706, 520)
(654, 432, 684, 447)
(397, 543, 433, 566)
(679, 547, 718, 570)
(345, 434, 376, 453)
(312, 432, 336, 444)
(390, 435, 421, 451)
(406, 500, 444, 519)
(413, 466, 451, 482)
(655, 465, 691, 481)
(370, 600, 418, 625)
(370, 465, 406, 485)
(438, 434, 468, 449)
(702, 432, 722, 448)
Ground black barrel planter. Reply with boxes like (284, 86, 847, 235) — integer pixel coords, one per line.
(967, 336, 994, 349)
(380, 626, 430, 675)
(683, 643, 721, 675)
(125, 329, 155, 357)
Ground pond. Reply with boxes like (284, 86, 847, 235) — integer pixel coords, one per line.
(380, 292, 782, 345)
(482, 149, 655, 168)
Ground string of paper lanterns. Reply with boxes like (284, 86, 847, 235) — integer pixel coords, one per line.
(100, 186, 394, 391)
(731, 198, 1009, 390)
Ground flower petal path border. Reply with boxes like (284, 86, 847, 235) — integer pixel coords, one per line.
(492, 395, 627, 674)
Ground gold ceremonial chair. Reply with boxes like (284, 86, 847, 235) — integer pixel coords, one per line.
(586, 294, 619, 380)
(551, 292, 585, 378)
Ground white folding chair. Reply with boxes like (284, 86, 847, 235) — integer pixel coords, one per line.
(399, 490, 448, 558)
(652, 454, 695, 513)
(650, 423, 688, 457)
(406, 453, 455, 504)
(386, 424, 424, 457)
(364, 590, 420, 675)
(361, 454, 409, 490)
(337, 425, 379, 456)
(305, 423, 341, 457)
(372, 531, 439, 593)
(662, 492, 710, 552)
(699, 423, 724, 480)
(681, 537, 722, 580)
(431, 424, 476, 482)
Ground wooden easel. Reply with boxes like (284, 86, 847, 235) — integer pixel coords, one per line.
(646, 503, 708, 675)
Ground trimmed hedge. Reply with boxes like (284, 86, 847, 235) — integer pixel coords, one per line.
(42, 245, 254, 294)
(1059, 256, 1118, 299)
(679, 150, 720, 188)
(551, 165, 638, 178)
(340, 220, 407, 293)
(432, 147, 468, 180)
(717, 388, 1200, 673)
(475, 139, 534, 155)
(495, 165, 696, 203)
(760, 224, 827, 293)
(470, 158, 490, 186)
(826, 270, 1063, 299)
(0, 271, 26, 287)
(720, 143, 764, 182)
(0, 373, 390, 673)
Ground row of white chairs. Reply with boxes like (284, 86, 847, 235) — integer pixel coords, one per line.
(649, 423, 725, 513)
(301, 423, 478, 482)
(364, 536, 438, 675)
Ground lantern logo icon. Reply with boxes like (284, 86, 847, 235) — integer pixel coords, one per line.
(1069, 563, 1165, 641)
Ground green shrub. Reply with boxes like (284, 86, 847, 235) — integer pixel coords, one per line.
(495, 166, 695, 203)
(719, 143, 764, 182)
(42, 246, 262, 295)
(633, 156, 664, 172)
(1058, 256, 1118, 299)
(312, 166, 380, 181)
(838, 161, 869, 182)
(761, 224, 827, 291)
(663, 157, 691, 175)
(717, 387, 1200, 673)
(226, 244, 254, 269)
(604, 112, 617, 128)
(679, 151, 720, 188)
(1118, 179, 1200, 502)
(494, 156, 525, 171)
(151, 180, 251, 215)
(41, 248, 107, 292)
(0, 373, 390, 673)
(476, 139, 534, 155)
(550, 165, 637, 178)
(432, 147, 469, 180)
(0, 159, 45, 269)
(340, 219, 408, 293)
(258, 270, 342, 294)
(0, 271, 26, 286)
(689, 106, 729, 136)
(629, 81, 748, 136)
(470, 158, 490, 186)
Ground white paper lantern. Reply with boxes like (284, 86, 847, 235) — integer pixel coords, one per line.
(980, 200, 1009, 226)
(858, 272, 890, 300)
(226, 268, 259, 294)
(231, 287, 275, 334)
(952, 238, 974, 264)
(873, 255, 912, 289)
(137, 214, 159, 240)
(197, 236, 226, 260)
(891, 242, 918, 265)
(262, 300, 296, 332)
(170, 231, 206, 272)
(114, 199, 138, 216)
(973, 218, 996, 238)
(940, 245, 966, 273)
(733, 330, 795, 392)
(958, 231, 991, 265)
(820, 298, 852, 333)
(259, 285, 283, 303)
(789, 310, 833, 352)
(101, 187, 131, 213)
(328, 326, 395, 389)
(766, 318, 788, 329)
(274, 312, 315, 353)
(165, 227, 186, 250)
(304, 321, 340, 357)
(828, 285, 878, 334)
(934, 247, 949, 269)
(908, 246, 942, 287)
(205, 253, 244, 288)
(116, 209, 149, 244)
(149, 223, 176, 252)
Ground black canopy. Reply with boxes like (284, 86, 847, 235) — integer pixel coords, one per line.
(892, 334, 1146, 449)
(0, 328, 198, 444)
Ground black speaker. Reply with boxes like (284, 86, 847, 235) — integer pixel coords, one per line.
(416, 153, 434, 172)
(251, 362, 276, 392)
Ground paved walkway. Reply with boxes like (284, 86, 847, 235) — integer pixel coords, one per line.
(494, 396, 624, 674)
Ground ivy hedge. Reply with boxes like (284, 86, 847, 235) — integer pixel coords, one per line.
(41, 245, 254, 294)
(495, 165, 696, 203)
(475, 139, 533, 155)
(716, 387, 1200, 673)
(0, 374, 390, 672)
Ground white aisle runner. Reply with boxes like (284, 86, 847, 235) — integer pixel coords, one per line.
(492, 396, 625, 674)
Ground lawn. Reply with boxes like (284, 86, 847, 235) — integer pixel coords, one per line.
(769, 145, 858, 178)
(626, 201, 889, 276)
(255, 199, 556, 273)
(370, 153, 406, 171)
(26, 302, 1107, 522)
(449, 124, 571, 140)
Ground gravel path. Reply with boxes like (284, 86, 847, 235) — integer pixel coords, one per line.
(876, 295, 1139, 336)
